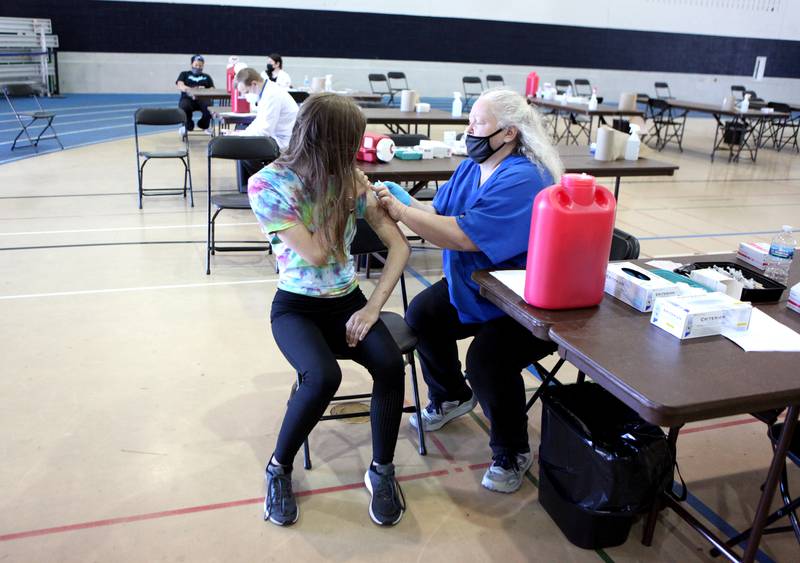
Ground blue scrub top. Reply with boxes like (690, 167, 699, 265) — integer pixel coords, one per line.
(433, 154, 553, 324)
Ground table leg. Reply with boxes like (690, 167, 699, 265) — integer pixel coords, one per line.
(642, 425, 682, 546)
(613, 177, 621, 201)
(742, 404, 800, 562)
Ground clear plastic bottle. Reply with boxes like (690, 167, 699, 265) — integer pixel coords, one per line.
(451, 92, 462, 117)
(764, 225, 796, 285)
(303, 75, 310, 90)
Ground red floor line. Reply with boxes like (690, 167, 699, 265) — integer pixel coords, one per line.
(428, 433, 457, 463)
(682, 417, 762, 435)
(0, 468, 450, 543)
(467, 462, 491, 471)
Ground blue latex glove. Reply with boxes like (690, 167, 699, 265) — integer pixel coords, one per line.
(382, 181, 412, 206)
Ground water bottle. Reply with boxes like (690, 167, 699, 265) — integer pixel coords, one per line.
(764, 225, 796, 285)
(303, 75, 310, 90)
(451, 92, 462, 117)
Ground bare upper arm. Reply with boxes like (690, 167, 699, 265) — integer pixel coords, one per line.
(364, 191, 410, 252)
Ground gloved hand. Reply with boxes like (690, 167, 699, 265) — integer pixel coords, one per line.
(380, 181, 411, 206)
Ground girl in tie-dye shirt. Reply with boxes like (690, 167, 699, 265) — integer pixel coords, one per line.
(248, 93, 411, 528)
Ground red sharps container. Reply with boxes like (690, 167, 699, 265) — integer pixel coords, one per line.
(524, 173, 616, 309)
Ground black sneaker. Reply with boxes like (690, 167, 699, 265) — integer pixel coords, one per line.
(264, 462, 299, 526)
(364, 463, 405, 526)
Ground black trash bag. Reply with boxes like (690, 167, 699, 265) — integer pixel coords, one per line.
(539, 382, 674, 514)
(723, 122, 747, 145)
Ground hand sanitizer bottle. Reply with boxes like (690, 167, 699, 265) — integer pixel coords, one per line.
(624, 124, 641, 161)
(451, 92, 463, 117)
(588, 88, 598, 111)
(739, 93, 750, 113)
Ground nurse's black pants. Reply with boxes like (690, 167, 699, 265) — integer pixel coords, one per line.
(406, 278, 557, 458)
(269, 288, 405, 468)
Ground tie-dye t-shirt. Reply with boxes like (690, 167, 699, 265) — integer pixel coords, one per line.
(248, 163, 367, 297)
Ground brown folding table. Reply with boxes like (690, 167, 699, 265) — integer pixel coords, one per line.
(360, 108, 469, 136)
(473, 254, 800, 562)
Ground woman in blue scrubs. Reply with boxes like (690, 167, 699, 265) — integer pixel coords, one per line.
(374, 89, 563, 494)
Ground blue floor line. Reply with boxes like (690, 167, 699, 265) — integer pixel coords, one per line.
(638, 229, 777, 241)
(680, 485, 775, 563)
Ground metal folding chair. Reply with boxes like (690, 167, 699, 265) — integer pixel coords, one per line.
(462, 76, 483, 110)
(133, 108, 193, 209)
(554, 79, 573, 95)
(3, 84, 63, 152)
(293, 218, 427, 470)
(731, 85, 746, 101)
(486, 74, 505, 88)
(574, 79, 592, 97)
(762, 102, 800, 153)
(647, 98, 686, 152)
(387, 71, 409, 95)
(206, 135, 280, 274)
(654, 82, 673, 99)
(368, 73, 396, 105)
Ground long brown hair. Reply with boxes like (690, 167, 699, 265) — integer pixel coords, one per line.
(276, 93, 366, 263)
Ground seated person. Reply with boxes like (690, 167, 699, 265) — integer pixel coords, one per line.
(233, 67, 299, 188)
(264, 53, 292, 89)
(175, 54, 214, 136)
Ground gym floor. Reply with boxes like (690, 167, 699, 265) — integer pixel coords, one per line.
(1, 109, 799, 562)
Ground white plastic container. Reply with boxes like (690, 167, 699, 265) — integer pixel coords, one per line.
(451, 92, 463, 117)
(739, 93, 750, 113)
(624, 124, 641, 161)
(588, 89, 598, 111)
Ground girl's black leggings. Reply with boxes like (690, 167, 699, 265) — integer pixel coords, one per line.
(269, 287, 405, 467)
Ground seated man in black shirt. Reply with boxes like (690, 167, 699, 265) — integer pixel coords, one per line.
(176, 54, 215, 135)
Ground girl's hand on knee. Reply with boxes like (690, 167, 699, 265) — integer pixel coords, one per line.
(345, 306, 380, 347)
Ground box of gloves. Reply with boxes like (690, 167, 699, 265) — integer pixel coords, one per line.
(789, 283, 800, 314)
(604, 262, 682, 312)
(650, 292, 752, 339)
(737, 242, 770, 271)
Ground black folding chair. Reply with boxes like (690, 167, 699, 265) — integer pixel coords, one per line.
(368, 73, 396, 105)
(288, 91, 310, 104)
(554, 79, 573, 95)
(206, 136, 280, 274)
(574, 79, 592, 97)
(387, 71, 409, 95)
(647, 98, 687, 152)
(133, 108, 193, 209)
(293, 218, 426, 469)
(654, 82, 673, 99)
(3, 84, 63, 152)
(525, 228, 640, 408)
(462, 76, 483, 110)
(760, 102, 800, 153)
(731, 85, 746, 101)
(486, 74, 505, 88)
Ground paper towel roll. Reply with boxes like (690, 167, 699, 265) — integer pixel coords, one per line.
(618, 92, 637, 112)
(311, 77, 325, 93)
(722, 97, 735, 111)
(594, 127, 614, 161)
(400, 90, 417, 112)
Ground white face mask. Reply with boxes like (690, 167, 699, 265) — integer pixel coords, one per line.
(244, 92, 259, 104)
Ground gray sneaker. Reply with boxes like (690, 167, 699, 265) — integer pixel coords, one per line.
(264, 462, 299, 526)
(481, 452, 533, 494)
(409, 394, 478, 432)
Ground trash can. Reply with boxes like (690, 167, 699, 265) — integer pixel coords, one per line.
(538, 382, 674, 549)
(723, 122, 747, 145)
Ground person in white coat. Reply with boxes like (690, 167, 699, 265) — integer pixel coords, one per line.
(265, 53, 292, 89)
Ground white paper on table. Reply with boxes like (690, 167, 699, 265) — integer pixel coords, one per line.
(489, 270, 526, 300)
(645, 260, 684, 271)
(722, 308, 800, 352)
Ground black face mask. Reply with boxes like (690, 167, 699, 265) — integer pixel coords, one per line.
(465, 128, 505, 163)
(190, 67, 202, 75)
(266, 63, 275, 74)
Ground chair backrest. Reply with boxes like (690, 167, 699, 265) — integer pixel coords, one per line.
(208, 135, 280, 161)
(351, 218, 387, 256)
(462, 76, 483, 96)
(368, 74, 389, 94)
(744, 89, 763, 102)
(609, 228, 640, 261)
(767, 101, 791, 113)
(288, 90, 310, 104)
(486, 74, 505, 87)
(134, 107, 186, 126)
(654, 82, 672, 99)
(573, 79, 592, 96)
(386, 71, 408, 90)
(389, 133, 429, 147)
(554, 79, 573, 94)
(3, 83, 39, 97)
(731, 85, 746, 100)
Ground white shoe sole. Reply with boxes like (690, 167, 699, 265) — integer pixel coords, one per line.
(481, 455, 533, 494)
(364, 471, 403, 526)
(409, 395, 478, 432)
